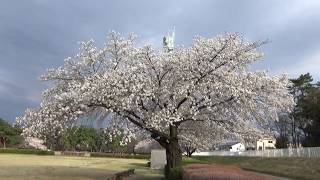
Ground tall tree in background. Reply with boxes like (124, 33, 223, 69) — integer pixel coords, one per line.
(17, 32, 294, 173)
(275, 73, 320, 148)
(297, 83, 320, 146)
(0, 118, 23, 148)
(290, 73, 314, 147)
(63, 126, 98, 151)
(275, 114, 290, 148)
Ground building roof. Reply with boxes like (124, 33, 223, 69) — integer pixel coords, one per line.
(219, 141, 242, 147)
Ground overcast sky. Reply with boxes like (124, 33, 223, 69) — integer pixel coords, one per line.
(1, 0, 320, 122)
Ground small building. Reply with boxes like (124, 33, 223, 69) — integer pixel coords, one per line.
(218, 142, 245, 152)
(256, 138, 276, 150)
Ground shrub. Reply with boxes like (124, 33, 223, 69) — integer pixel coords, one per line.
(166, 165, 183, 180)
(0, 148, 54, 155)
(59, 151, 90, 157)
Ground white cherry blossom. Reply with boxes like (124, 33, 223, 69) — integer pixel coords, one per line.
(17, 32, 294, 169)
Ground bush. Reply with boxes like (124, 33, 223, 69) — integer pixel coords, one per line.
(59, 151, 90, 157)
(166, 165, 183, 180)
(90, 152, 150, 159)
(0, 148, 54, 155)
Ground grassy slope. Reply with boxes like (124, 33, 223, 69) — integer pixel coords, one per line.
(0, 154, 163, 180)
(183, 156, 320, 180)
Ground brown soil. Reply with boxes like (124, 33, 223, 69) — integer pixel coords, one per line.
(183, 164, 275, 180)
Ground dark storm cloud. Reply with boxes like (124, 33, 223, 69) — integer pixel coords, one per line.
(1, 0, 320, 122)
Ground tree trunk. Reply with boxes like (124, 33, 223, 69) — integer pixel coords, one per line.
(187, 148, 196, 157)
(166, 139, 182, 168)
(151, 125, 182, 177)
(165, 125, 182, 177)
(186, 151, 191, 157)
(184, 146, 196, 157)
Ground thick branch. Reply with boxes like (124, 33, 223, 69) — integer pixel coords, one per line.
(198, 95, 235, 111)
(123, 110, 170, 140)
(88, 103, 170, 140)
(158, 68, 172, 86)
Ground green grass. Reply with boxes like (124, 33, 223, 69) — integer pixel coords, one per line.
(90, 152, 150, 159)
(184, 156, 320, 180)
(0, 154, 163, 180)
(1, 152, 317, 180)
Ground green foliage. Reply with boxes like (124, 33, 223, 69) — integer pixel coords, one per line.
(62, 126, 99, 151)
(275, 135, 289, 148)
(276, 73, 320, 147)
(0, 148, 54, 155)
(290, 73, 320, 146)
(93, 128, 128, 153)
(0, 118, 23, 148)
(103, 128, 128, 154)
(290, 73, 315, 146)
(60, 126, 136, 153)
(298, 87, 320, 146)
(165, 165, 183, 180)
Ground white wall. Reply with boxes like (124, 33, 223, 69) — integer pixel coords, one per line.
(230, 143, 245, 152)
(194, 147, 320, 158)
(256, 139, 276, 150)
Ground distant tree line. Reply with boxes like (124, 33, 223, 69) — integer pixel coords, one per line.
(0, 118, 137, 153)
(0, 118, 23, 148)
(275, 73, 320, 148)
(45, 126, 137, 153)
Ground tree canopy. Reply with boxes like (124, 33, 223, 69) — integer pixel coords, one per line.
(0, 118, 23, 148)
(275, 73, 320, 148)
(17, 32, 294, 171)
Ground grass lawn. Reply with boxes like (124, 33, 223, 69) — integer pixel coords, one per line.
(1, 153, 317, 180)
(0, 154, 163, 180)
(184, 156, 320, 180)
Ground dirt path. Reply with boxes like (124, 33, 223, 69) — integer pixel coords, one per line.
(183, 164, 292, 180)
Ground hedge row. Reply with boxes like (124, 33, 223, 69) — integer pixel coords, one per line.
(90, 152, 150, 159)
(0, 148, 54, 155)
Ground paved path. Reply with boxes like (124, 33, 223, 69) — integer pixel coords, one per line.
(248, 171, 291, 180)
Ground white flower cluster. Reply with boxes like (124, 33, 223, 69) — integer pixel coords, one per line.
(104, 117, 137, 146)
(17, 32, 294, 148)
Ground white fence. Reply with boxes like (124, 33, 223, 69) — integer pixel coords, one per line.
(193, 147, 320, 158)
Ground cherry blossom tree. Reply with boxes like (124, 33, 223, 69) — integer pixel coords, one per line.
(17, 32, 294, 172)
(179, 121, 225, 157)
